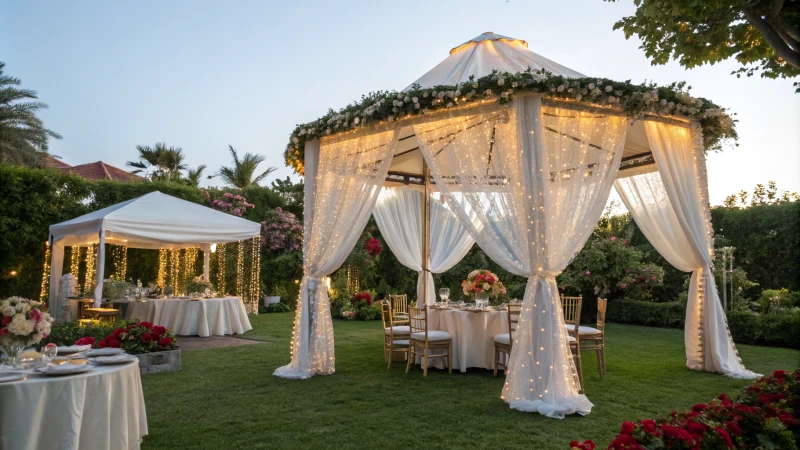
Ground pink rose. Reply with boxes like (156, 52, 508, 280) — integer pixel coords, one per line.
(620, 283, 627, 289)
(585, 271, 591, 276)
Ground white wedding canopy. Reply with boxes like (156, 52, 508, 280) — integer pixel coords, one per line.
(275, 32, 757, 417)
(48, 191, 261, 315)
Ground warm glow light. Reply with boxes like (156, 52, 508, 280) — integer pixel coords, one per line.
(210, 243, 217, 253)
(9, 270, 17, 277)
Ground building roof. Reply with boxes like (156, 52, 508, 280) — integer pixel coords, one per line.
(45, 156, 144, 183)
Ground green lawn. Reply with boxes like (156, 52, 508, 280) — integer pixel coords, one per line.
(140, 314, 798, 450)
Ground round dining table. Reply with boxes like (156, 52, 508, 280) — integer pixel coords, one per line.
(125, 296, 252, 337)
(0, 361, 148, 450)
(416, 307, 509, 372)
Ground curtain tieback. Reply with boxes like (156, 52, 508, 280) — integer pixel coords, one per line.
(528, 269, 559, 280)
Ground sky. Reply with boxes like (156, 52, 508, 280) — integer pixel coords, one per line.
(1, 0, 798, 206)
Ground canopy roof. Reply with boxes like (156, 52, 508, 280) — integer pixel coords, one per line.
(49, 191, 261, 248)
(388, 32, 651, 185)
(407, 32, 585, 90)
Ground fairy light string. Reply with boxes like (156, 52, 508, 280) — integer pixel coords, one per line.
(39, 241, 51, 302)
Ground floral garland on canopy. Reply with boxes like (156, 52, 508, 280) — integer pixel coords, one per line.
(284, 69, 737, 175)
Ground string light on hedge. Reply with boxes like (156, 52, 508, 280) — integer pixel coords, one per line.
(70, 246, 81, 278)
(236, 240, 244, 300)
(85, 244, 96, 295)
(39, 241, 51, 302)
(216, 244, 227, 295)
(157, 249, 167, 288)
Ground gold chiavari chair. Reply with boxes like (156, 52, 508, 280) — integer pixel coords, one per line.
(578, 298, 607, 377)
(561, 295, 584, 393)
(389, 294, 409, 325)
(493, 302, 522, 376)
(406, 306, 452, 376)
(380, 300, 410, 369)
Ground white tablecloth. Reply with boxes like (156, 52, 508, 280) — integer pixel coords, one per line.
(0, 361, 148, 450)
(416, 308, 509, 372)
(126, 297, 252, 337)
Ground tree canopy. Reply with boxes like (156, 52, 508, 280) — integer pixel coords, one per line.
(0, 62, 61, 166)
(217, 145, 276, 189)
(609, 0, 800, 89)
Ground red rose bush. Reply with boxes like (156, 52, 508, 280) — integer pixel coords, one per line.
(571, 369, 800, 450)
(88, 321, 178, 354)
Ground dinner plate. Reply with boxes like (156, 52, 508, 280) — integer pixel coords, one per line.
(37, 364, 92, 376)
(86, 348, 123, 357)
(0, 371, 26, 383)
(93, 354, 137, 365)
(56, 345, 91, 355)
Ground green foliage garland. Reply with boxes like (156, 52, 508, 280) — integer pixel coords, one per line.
(284, 69, 737, 174)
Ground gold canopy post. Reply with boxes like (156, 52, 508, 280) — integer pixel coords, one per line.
(421, 160, 431, 306)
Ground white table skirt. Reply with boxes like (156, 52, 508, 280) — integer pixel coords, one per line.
(415, 308, 509, 372)
(0, 361, 147, 450)
(126, 297, 252, 337)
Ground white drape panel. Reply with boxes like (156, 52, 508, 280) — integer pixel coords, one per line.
(414, 94, 627, 418)
(93, 230, 105, 307)
(614, 121, 758, 378)
(373, 188, 475, 304)
(274, 130, 399, 379)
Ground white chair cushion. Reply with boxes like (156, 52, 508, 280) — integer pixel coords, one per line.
(384, 326, 410, 335)
(565, 324, 602, 335)
(392, 339, 410, 346)
(567, 335, 577, 342)
(410, 330, 451, 341)
(494, 333, 511, 345)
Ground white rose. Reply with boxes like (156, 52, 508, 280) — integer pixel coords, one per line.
(497, 78, 505, 86)
(605, 86, 613, 93)
(575, 94, 582, 102)
(412, 97, 418, 103)
(472, 83, 478, 89)
(291, 136, 299, 144)
(414, 103, 420, 109)
(423, 92, 429, 98)
(1, 305, 14, 317)
(557, 85, 564, 92)
(437, 92, 446, 99)
(659, 99, 667, 106)
(454, 90, 461, 97)
(8, 315, 33, 336)
(354, 117, 360, 125)
(512, 81, 518, 88)
(587, 83, 595, 90)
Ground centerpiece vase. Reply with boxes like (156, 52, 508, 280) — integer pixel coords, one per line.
(1, 342, 26, 369)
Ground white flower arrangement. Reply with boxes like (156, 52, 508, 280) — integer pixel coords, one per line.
(0, 296, 53, 349)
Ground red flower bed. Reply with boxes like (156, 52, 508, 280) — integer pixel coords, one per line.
(571, 369, 800, 450)
(353, 292, 373, 306)
(87, 321, 178, 354)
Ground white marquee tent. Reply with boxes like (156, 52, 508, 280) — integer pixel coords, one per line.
(274, 32, 757, 418)
(48, 191, 261, 317)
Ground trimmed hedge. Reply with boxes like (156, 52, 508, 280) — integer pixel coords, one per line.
(607, 299, 686, 329)
(608, 299, 800, 349)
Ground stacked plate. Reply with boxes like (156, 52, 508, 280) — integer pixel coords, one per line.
(37, 363, 92, 376)
(92, 354, 137, 365)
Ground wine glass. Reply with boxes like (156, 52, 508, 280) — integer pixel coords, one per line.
(439, 288, 450, 304)
(42, 343, 57, 366)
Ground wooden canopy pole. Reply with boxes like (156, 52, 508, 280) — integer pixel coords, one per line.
(421, 159, 431, 306)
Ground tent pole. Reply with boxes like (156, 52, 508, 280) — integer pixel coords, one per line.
(421, 160, 430, 306)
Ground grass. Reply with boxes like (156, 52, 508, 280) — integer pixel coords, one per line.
(140, 314, 799, 450)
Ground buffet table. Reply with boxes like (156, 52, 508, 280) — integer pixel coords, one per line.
(125, 297, 252, 337)
(417, 307, 509, 372)
(0, 361, 147, 450)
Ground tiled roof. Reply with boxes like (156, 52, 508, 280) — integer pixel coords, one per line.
(44, 155, 72, 170)
(62, 161, 144, 183)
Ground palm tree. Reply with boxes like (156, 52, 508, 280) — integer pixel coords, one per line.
(185, 164, 209, 187)
(217, 145, 276, 189)
(127, 142, 187, 181)
(0, 62, 61, 166)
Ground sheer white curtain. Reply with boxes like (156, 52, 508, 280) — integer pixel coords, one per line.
(373, 188, 475, 304)
(414, 95, 627, 418)
(614, 121, 758, 378)
(274, 129, 399, 379)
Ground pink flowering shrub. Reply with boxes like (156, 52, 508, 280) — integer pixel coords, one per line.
(203, 190, 255, 217)
(261, 207, 303, 255)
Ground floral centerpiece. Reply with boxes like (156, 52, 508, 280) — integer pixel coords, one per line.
(0, 296, 53, 366)
(462, 270, 507, 302)
(92, 321, 177, 354)
(184, 276, 213, 296)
